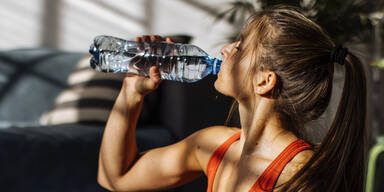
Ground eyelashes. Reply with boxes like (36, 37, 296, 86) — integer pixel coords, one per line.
(234, 41, 242, 52)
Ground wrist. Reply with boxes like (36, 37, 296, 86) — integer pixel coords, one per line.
(118, 87, 144, 107)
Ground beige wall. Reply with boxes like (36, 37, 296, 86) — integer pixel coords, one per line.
(0, 0, 235, 56)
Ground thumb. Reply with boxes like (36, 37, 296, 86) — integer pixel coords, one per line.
(145, 66, 162, 90)
(165, 37, 173, 43)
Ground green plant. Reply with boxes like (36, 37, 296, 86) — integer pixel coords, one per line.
(371, 58, 384, 69)
(216, 0, 375, 44)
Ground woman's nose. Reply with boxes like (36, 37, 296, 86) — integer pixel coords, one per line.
(220, 43, 233, 57)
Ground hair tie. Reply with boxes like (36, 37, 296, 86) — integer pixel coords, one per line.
(330, 45, 348, 65)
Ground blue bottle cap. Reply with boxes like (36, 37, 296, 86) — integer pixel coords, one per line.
(213, 59, 222, 75)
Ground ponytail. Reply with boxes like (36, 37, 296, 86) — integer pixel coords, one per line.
(226, 6, 368, 191)
(283, 52, 367, 191)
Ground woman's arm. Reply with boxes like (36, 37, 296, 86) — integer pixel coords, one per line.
(97, 79, 204, 191)
(97, 35, 203, 191)
(97, 78, 144, 190)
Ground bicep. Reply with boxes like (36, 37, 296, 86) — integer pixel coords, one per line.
(112, 133, 203, 191)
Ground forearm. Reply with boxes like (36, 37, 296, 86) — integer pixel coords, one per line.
(98, 87, 144, 186)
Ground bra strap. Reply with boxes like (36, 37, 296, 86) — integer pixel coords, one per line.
(249, 139, 312, 192)
(206, 132, 241, 192)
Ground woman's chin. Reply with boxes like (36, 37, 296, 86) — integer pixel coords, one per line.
(214, 80, 231, 97)
(213, 79, 220, 91)
(214, 80, 223, 93)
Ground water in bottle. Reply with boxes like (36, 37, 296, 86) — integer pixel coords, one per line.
(89, 35, 221, 83)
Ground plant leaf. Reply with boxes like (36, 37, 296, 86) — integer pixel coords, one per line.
(371, 58, 384, 69)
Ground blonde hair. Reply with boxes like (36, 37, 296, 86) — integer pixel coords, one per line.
(227, 5, 367, 191)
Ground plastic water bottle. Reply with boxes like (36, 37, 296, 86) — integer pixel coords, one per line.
(89, 35, 222, 83)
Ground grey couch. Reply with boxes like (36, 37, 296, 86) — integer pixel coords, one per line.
(0, 48, 233, 192)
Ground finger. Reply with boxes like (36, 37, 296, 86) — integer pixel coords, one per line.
(135, 37, 142, 42)
(142, 35, 151, 42)
(165, 37, 173, 43)
(135, 37, 145, 50)
(146, 66, 162, 90)
(150, 35, 157, 42)
(150, 66, 162, 84)
(150, 35, 163, 42)
(154, 35, 163, 42)
(125, 73, 136, 78)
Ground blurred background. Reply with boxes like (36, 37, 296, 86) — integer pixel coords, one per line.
(0, 0, 236, 55)
(1, 0, 384, 192)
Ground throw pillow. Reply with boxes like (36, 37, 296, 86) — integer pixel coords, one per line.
(40, 55, 125, 125)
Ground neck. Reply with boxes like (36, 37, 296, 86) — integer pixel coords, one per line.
(237, 98, 297, 157)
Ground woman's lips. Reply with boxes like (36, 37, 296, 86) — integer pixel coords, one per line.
(217, 67, 222, 77)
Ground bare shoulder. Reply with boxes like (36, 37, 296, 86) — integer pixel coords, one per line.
(276, 149, 314, 186)
(190, 126, 240, 174)
(192, 126, 240, 141)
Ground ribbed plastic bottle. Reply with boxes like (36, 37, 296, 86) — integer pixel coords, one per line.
(89, 35, 222, 83)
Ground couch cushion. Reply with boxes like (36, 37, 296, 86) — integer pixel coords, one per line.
(0, 49, 84, 126)
(40, 55, 161, 126)
(39, 55, 125, 125)
(0, 48, 161, 128)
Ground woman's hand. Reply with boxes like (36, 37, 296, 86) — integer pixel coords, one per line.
(122, 35, 173, 99)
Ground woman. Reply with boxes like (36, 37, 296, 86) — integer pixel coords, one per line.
(97, 5, 367, 192)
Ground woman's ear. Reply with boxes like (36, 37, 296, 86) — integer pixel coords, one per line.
(253, 71, 277, 95)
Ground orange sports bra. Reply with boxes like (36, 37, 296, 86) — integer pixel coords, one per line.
(206, 132, 311, 192)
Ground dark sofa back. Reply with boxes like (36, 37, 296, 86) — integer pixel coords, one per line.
(0, 49, 84, 125)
